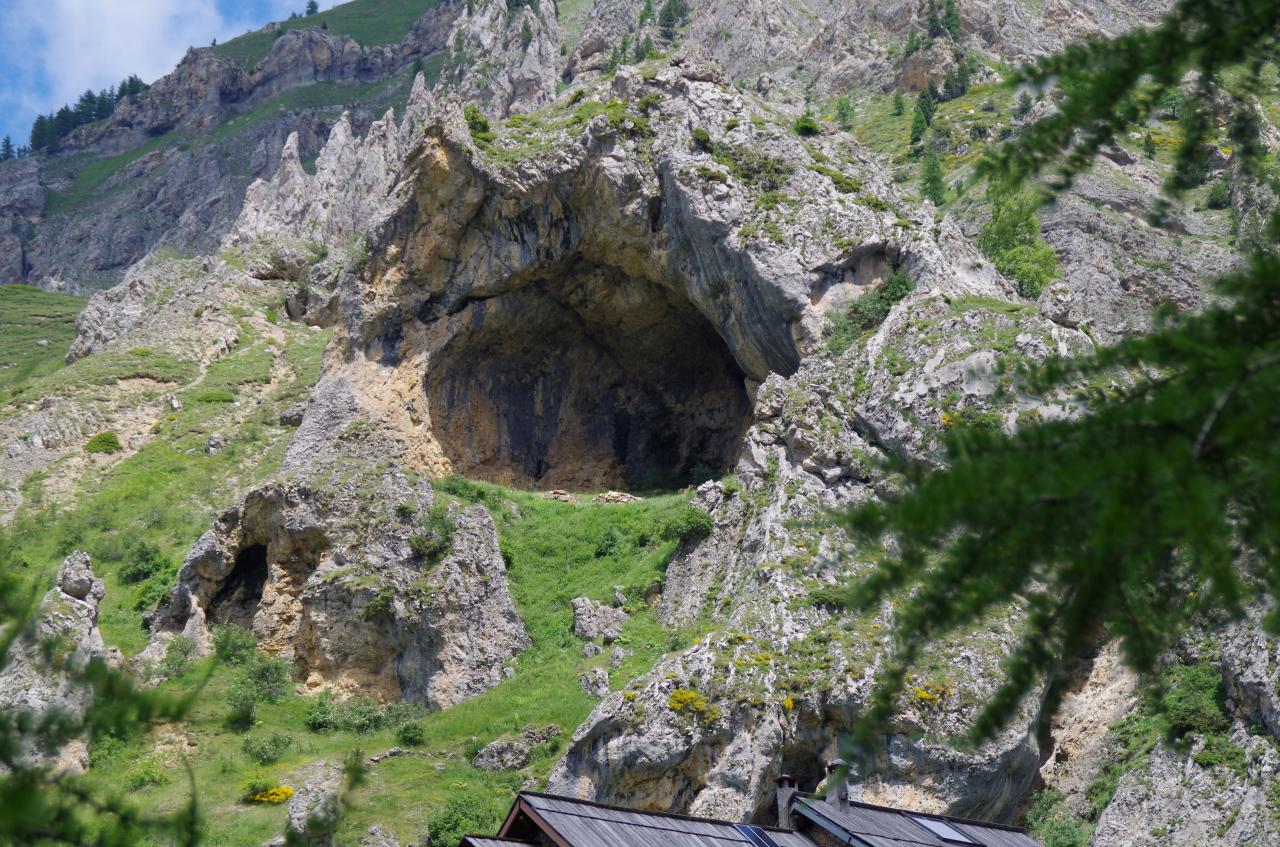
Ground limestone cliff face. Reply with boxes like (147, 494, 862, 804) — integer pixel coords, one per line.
(258, 52, 1009, 493)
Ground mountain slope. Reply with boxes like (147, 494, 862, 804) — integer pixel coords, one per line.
(1, 2, 1279, 846)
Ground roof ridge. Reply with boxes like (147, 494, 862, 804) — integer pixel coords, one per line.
(517, 791, 802, 834)
(792, 794, 1029, 834)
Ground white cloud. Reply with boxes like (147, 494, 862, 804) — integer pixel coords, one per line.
(0, 0, 347, 143)
(0, 0, 304, 129)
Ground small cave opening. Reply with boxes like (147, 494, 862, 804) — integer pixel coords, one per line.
(425, 260, 753, 491)
(209, 544, 269, 628)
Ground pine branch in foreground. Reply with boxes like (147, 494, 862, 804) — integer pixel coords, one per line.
(838, 0, 1280, 751)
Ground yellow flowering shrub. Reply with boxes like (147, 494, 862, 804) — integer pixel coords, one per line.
(246, 785, 294, 805)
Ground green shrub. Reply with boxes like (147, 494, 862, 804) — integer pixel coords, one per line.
(711, 145, 794, 191)
(1162, 661, 1230, 738)
(242, 732, 292, 765)
(193, 388, 236, 404)
(427, 794, 506, 847)
(978, 181, 1060, 298)
(793, 111, 820, 137)
(464, 104, 495, 146)
(395, 503, 416, 522)
(124, 759, 169, 792)
(594, 527, 623, 558)
(691, 127, 712, 151)
(305, 692, 337, 732)
(226, 681, 258, 729)
(805, 584, 853, 610)
(1025, 790, 1091, 847)
(158, 635, 196, 679)
(240, 652, 293, 704)
(1206, 178, 1231, 210)
(409, 503, 455, 563)
(659, 506, 713, 544)
(397, 720, 427, 747)
(85, 432, 123, 454)
(239, 775, 275, 801)
(119, 541, 171, 584)
(358, 587, 395, 622)
(409, 533, 449, 562)
(826, 267, 916, 354)
(213, 624, 258, 664)
(334, 696, 387, 735)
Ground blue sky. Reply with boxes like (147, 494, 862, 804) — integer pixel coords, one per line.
(0, 0, 339, 148)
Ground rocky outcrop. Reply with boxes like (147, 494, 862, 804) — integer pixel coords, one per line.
(230, 107, 410, 247)
(572, 598, 628, 643)
(0, 552, 112, 772)
(147, 462, 529, 709)
(568, 0, 1170, 104)
(1092, 740, 1280, 846)
(434, 0, 562, 117)
(473, 725, 562, 771)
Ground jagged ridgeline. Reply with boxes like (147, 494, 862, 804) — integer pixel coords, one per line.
(0, 0, 1278, 845)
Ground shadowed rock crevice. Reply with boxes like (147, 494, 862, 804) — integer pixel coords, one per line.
(209, 543, 269, 627)
(425, 259, 752, 490)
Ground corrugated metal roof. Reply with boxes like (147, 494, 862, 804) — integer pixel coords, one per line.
(792, 796, 1041, 847)
(515, 792, 819, 847)
(460, 838, 534, 847)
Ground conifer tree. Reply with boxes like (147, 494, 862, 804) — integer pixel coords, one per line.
(942, 0, 961, 40)
(909, 103, 928, 144)
(919, 146, 945, 205)
(838, 0, 1280, 753)
(891, 91, 905, 116)
(634, 34, 653, 62)
(306, 0, 319, 15)
(925, 0, 945, 39)
(0, 136, 13, 161)
(904, 28, 922, 56)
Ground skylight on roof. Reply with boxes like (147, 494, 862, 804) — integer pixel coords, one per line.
(734, 823, 783, 847)
(909, 815, 979, 845)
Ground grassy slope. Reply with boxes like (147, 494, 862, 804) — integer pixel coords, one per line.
(2, 316, 330, 653)
(68, 480, 700, 846)
(214, 0, 442, 69)
(0, 286, 86, 396)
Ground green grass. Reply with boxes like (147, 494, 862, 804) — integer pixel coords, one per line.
(0, 285, 85, 396)
(1, 328, 331, 653)
(213, 0, 442, 69)
(55, 474, 703, 845)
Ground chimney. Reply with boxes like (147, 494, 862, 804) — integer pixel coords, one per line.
(825, 759, 848, 808)
(775, 774, 797, 829)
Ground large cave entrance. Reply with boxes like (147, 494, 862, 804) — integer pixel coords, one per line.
(425, 261, 753, 491)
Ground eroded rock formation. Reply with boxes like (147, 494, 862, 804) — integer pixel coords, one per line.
(148, 461, 529, 709)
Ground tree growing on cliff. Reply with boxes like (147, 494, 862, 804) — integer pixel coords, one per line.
(305, 0, 319, 15)
(919, 146, 946, 205)
(942, 0, 962, 40)
(839, 0, 1280, 753)
(0, 137, 13, 161)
